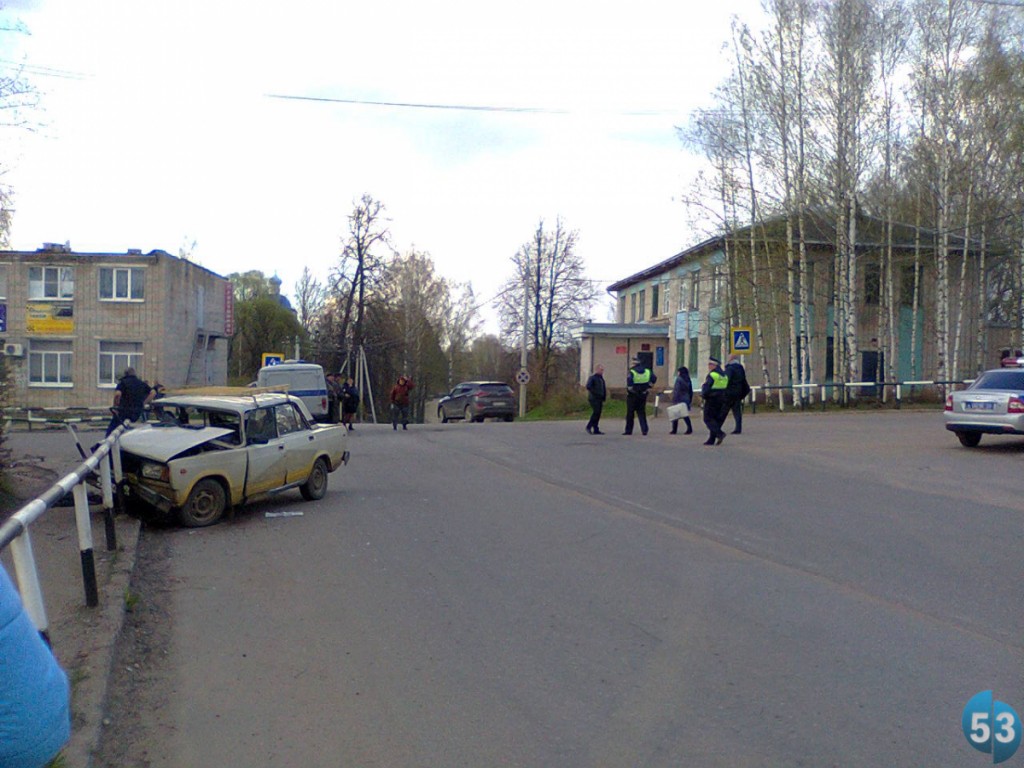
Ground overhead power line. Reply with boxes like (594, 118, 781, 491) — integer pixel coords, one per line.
(265, 92, 679, 117)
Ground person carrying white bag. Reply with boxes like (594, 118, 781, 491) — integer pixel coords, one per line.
(668, 366, 693, 435)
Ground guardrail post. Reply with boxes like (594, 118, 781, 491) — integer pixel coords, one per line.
(9, 531, 52, 644)
(100, 453, 117, 551)
(73, 483, 98, 608)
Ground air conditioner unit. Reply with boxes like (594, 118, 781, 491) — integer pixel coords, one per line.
(3, 343, 24, 357)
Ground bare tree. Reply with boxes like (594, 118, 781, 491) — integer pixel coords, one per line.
(496, 218, 596, 395)
(293, 266, 325, 335)
(330, 194, 393, 363)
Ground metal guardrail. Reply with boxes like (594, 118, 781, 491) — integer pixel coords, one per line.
(2, 406, 112, 430)
(746, 379, 969, 413)
(0, 424, 126, 644)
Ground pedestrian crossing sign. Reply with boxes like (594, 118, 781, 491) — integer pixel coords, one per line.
(730, 327, 753, 355)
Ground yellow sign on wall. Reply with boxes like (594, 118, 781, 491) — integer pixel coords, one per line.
(26, 303, 74, 334)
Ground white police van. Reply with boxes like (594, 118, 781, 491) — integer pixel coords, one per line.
(256, 362, 330, 422)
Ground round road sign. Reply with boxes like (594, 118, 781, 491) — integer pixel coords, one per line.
(516, 369, 531, 385)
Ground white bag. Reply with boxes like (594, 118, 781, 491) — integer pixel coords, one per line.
(667, 403, 689, 420)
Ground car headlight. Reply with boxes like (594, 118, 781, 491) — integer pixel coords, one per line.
(140, 463, 169, 482)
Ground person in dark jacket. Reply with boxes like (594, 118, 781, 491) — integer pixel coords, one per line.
(623, 357, 656, 436)
(700, 356, 730, 446)
(670, 366, 693, 435)
(585, 364, 607, 435)
(105, 367, 155, 435)
(340, 377, 359, 430)
(723, 353, 751, 434)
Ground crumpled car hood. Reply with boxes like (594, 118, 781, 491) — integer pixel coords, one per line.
(118, 426, 235, 462)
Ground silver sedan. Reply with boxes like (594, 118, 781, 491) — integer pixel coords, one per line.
(944, 368, 1024, 447)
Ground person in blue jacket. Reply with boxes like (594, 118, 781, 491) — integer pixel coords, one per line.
(0, 563, 71, 768)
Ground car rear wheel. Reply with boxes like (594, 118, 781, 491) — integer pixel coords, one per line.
(503, 414, 514, 422)
(178, 478, 227, 527)
(464, 406, 476, 423)
(956, 431, 982, 448)
(300, 457, 329, 501)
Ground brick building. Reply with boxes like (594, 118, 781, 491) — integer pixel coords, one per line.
(0, 244, 232, 408)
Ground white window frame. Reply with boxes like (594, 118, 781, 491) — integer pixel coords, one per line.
(690, 271, 701, 310)
(28, 266, 74, 300)
(98, 266, 145, 302)
(28, 340, 73, 387)
(98, 341, 144, 387)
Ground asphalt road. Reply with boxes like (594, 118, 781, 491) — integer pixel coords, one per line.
(97, 410, 1024, 766)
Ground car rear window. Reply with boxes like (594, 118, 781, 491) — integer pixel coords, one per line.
(973, 371, 1024, 391)
(478, 384, 513, 395)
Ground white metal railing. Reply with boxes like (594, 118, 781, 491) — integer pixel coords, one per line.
(0, 424, 125, 643)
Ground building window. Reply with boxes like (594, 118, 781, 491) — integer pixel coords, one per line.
(651, 284, 659, 318)
(619, 295, 627, 322)
(98, 341, 143, 387)
(28, 340, 73, 386)
(638, 290, 647, 320)
(0, 264, 7, 299)
(711, 266, 725, 308)
(630, 293, 638, 323)
(690, 271, 701, 310)
(662, 281, 671, 315)
(679, 278, 688, 311)
(794, 261, 815, 304)
(900, 264, 918, 307)
(99, 267, 145, 301)
(864, 263, 881, 305)
(28, 266, 74, 300)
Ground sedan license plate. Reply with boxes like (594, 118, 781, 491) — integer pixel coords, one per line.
(964, 401, 995, 411)
(492, 400, 508, 406)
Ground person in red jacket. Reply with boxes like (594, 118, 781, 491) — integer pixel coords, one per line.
(389, 375, 414, 430)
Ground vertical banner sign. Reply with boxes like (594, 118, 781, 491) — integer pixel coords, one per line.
(224, 283, 235, 336)
(0, 303, 6, 333)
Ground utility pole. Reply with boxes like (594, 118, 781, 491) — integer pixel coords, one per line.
(519, 253, 529, 418)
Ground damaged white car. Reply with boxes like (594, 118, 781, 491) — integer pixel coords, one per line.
(118, 393, 350, 527)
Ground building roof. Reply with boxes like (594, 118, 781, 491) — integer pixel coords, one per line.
(607, 210, 988, 293)
(579, 322, 669, 338)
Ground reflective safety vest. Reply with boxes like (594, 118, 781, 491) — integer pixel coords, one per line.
(630, 367, 651, 385)
(709, 370, 729, 390)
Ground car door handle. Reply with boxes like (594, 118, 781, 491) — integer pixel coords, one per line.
(278, 445, 285, 451)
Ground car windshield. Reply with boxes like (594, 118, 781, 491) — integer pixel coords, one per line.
(971, 371, 1024, 391)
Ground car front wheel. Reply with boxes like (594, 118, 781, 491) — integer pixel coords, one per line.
(178, 478, 227, 527)
(956, 431, 982, 448)
(300, 457, 329, 501)
(439, 406, 449, 424)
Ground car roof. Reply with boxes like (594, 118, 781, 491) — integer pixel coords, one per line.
(457, 381, 510, 386)
(156, 393, 311, 416)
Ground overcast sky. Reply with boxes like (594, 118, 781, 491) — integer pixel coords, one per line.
(0, 0, 762, 332)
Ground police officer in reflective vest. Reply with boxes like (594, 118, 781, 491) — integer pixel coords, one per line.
(700, 356, 730, 446)
(623, 356, 657, 436)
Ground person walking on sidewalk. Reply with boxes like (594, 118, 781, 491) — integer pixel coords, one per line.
(390, 375, 414, 430)
(623, 357, 656, 436)
(700, 356, 729, 446)
(669, 366, 693, 435)
(723, 354, 751, 434)
(585, 364, 607, 434)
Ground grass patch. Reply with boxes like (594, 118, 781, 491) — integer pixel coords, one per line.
(123, 589, 140, 613)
